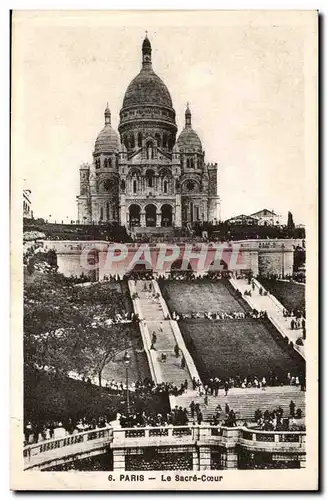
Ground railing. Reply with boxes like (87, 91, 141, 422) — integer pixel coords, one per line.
(23, 427, 113, 465)
(240, 428, 305, 449)
(24, 425, 306, 470)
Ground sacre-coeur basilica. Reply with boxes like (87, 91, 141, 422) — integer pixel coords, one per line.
(77, 35, 220, 229)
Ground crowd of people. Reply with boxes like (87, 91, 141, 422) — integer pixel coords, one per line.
(254, 401, 304, 431)
(24, 415, 112, 446)
(171, 309, 268, 322)
(197, 372, 305, 394)
(119, 405, 190, 428)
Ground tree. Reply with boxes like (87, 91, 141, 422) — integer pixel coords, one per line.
(287, 211, 295, 232)
(24, 272, 134, 385)
(75, 323, 131, 387)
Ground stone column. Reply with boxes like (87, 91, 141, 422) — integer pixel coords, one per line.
(222, 448, 238, 469)
(175, 194, 182, 227)
(140, 211, 146, 227)
(113, 449, 125, 471)
(156, 212, 161, 227)
(249, 250, 259, 276)
(120, 195, 126, 226)
(199, 446, 211, 470)
(192, 449, 200, 471)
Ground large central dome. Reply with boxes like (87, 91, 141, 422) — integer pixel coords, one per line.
(122, 35, 173, 108)
(118, 35, 177, 151)
(122, 68, 173, 108)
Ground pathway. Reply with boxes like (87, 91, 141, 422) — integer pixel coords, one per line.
(133, 280, 196, 389)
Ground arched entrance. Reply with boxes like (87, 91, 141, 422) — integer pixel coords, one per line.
(129, 204, 141, 227)
(145, 204, 156, 227)
(161, 204, 173, 227)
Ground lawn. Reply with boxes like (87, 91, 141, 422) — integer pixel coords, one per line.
(179, 319, 304, 380)
(259, 279, 305, 312)
(160, 279, 249, 314)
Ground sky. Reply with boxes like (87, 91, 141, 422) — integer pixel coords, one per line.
(12, 10, 313, 225)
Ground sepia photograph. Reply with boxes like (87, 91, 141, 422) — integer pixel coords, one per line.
(10, 9, 318, 490)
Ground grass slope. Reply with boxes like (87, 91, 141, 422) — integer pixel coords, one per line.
(259, 279, 305, 312)
(179, 319, 304, 380)
(160, 280, 248, 314)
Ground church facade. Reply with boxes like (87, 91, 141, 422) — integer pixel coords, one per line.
(77, 35, 220, 228)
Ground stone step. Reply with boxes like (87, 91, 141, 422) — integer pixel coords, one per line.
(176, 389, 305, 421)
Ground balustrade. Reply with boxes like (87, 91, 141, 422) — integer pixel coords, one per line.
(172, 427, 192, 437)
(125, 429, 146, 438)
(278, 433, 301, 443)
(24, 425, 305, 470)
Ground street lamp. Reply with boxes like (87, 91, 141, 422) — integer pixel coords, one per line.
(123, 351, 131, 413)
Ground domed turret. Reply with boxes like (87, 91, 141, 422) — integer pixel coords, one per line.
(177, 104, 203, 153)
(94, 104, 120, 154)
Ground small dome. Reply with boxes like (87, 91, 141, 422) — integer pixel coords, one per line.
(177, 128, 202, 152)
(177, 104, 202, 152)
(94, 105, 120, 154)
(94, 126, 120, 154)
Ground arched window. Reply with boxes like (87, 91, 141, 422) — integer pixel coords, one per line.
(146, 169, 154, 187)
(100, 206, 104, 220)
(186, 158, 190, 168)
(124, 136, 129, 150)
(133, 180, 137, 194)
(108, 158, 112, 168)
(163, 180, 168, 194)
(104, 158, 108, 168)
(137, 132, 142, 148)
(155, 133, 161, 147)
(106, 202, 110, 220)
(190, 158, 194, 168)
(163, 134, 167, 148)
(130, 134, 135, 149)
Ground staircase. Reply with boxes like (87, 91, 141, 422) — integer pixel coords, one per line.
(176, 386, 305, 422)
(134, 280, 194, 388)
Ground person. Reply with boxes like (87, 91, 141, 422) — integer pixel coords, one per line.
(289, 400, 296, 417)
(174, 344, 180, 358)
(189, 401, 195, 419)
(214, 378, 220, 396)
(215, 404, 222, 420)
(192, 377, 197, 390)
(296, 408, 303, 419)
(204, 394, 208, 406)
(225, 403, 230, 415)
(197, 411, 203, 425)
(224, 381, 229, 396)
(181, 356, 186, 369)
